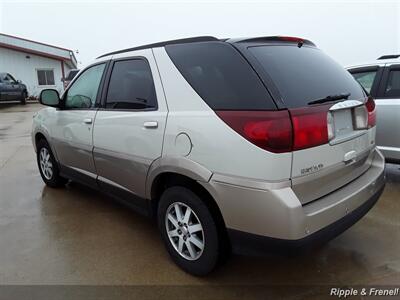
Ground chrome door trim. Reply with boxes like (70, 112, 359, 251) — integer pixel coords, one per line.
(69, 166, 97, 179)
(97, 175, 133, 193)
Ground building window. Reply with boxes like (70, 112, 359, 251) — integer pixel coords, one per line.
(37, 69, 55, 86)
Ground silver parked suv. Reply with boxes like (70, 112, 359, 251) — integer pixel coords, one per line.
(32, 36, 385, 275)
(347, 55, 400, 163)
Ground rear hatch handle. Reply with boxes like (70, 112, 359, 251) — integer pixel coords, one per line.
(344, 150, 357, 164)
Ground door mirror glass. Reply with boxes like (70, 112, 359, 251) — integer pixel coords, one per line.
(69, 94, 92, 108)
(40, 89, 60, 107)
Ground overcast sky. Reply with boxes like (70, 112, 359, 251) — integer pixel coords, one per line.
(0, 0, 399, 67)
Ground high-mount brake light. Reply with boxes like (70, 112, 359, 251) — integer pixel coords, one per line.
(278, 36, 304, 43)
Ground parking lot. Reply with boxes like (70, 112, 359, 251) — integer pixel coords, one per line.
(0, 103, 399, 298)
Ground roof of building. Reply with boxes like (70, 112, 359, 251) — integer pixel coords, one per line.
(0, 33, 77, 68)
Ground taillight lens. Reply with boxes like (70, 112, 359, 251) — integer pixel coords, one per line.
(366, 96, 376, 128)
(289, 105, 330, 151)
(216, 106, 331, 153)
(215, 110, 293, 153)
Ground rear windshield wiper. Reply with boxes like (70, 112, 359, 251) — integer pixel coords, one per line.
(307, 93, 351, 105)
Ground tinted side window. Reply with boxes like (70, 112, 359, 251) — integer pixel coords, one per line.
(385, 70, 400, 98)
(351, 71, 377, 93)
(166, 42, 275, 110)
(65, 63, 106, 109)
(106, 59, 157, 110)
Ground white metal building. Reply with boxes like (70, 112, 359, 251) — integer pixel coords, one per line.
(0, 33, 77, 97)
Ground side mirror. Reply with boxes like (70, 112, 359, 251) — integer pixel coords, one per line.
(17, 80, 22, 84)
(40, 89, 60, 107)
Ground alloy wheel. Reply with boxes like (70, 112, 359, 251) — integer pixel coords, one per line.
(39, 148, 53, 180)
(165, 202, 205, 260)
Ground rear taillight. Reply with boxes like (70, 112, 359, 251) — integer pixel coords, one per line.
(216, 99, 375, 153)
(216, 106, 331, 153)
(366, 96, 376, 128)
(215, 111, 293, 153)
(289, 105, 330, 151)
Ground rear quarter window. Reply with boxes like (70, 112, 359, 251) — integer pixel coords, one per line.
(351, 71, 377, 94)
(165, 42, 276, 110)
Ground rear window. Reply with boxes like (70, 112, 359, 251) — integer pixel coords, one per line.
(248, 45, 365, 108)
(165, 42, 276, 110)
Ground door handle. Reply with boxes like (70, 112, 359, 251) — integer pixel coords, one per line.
(83, 118, 93, 124)
(143, 121, 158, 129)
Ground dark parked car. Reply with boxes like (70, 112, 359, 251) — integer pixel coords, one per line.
(0, 73, 28, 105)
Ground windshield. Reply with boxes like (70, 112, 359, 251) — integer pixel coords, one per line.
(248, 45, 365, 108)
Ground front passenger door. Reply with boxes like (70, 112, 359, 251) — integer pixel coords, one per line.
(51, 63, 107, 185)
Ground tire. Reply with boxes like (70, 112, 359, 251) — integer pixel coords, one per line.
(20, 91, 27, 105)
(36, 139, 67, 187)
(158, 186, 220, 276)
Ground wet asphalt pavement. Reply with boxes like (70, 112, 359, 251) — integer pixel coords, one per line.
(0, 103, 399, 299)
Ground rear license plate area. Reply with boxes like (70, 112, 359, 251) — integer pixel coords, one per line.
(330, 109, 365, 145)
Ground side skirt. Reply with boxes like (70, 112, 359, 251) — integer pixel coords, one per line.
(59, 164, 153, 217)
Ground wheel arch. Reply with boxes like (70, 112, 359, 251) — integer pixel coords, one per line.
(149, 170, 230, 253)
(34, 132, 47, 150)
(34, 130, 59, 162)
(147, 157, 230, 250)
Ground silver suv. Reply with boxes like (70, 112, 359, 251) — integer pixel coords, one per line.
(347, 55, 400, 163)
(32, 36, 385, 275)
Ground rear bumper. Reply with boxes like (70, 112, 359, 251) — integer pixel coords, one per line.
(201, 148, 386, 254)
(228, 184, 384, 255)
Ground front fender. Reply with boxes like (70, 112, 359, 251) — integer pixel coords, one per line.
(32, 108, 59, 162)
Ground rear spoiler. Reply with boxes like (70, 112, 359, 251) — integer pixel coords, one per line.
(231, 36, 316, 47)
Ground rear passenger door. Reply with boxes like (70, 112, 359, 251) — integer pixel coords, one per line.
(374, 65, 400, 160)
(93, 50, 168, 205)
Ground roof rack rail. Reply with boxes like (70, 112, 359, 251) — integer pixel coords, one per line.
(377, 54, 400, 60)
(97, 36, 219, 58)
